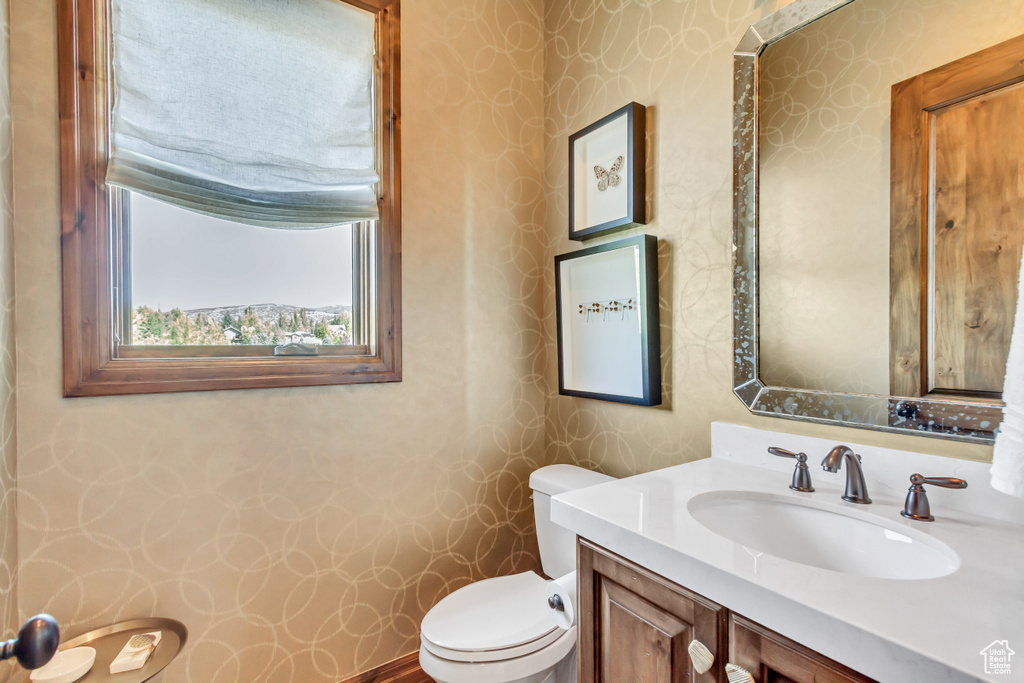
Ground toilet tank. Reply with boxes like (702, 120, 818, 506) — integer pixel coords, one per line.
(529, 465, 615, 578)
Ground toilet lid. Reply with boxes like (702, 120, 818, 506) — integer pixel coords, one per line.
(421, 572, 558, 653)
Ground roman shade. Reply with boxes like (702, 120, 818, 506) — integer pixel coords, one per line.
(107, 0, 379, 229)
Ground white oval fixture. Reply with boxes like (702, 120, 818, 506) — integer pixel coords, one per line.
(29, 647, 96, 683)
(687, 491, 959, 580)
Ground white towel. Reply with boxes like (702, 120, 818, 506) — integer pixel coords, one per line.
(992, 248, 1024, 498)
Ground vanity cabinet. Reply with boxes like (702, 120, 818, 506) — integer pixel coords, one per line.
(577, 540, 875, 683)
(729, 613, 874, 683)
(578, 539, 727, 682)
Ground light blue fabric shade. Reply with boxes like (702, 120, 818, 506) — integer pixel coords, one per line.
(107, 0, 380, 228)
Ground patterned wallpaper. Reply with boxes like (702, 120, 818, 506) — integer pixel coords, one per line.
(539, 0, 993, 478)
(0, 1, 1004, 682)
(757, 0, 1024, 394)
(0, 0, 16, 679)
(9, 0, 545, 680)
(542, 1, 776, 478)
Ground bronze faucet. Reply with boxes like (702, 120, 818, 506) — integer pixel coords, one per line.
(821, 445, 871, 504)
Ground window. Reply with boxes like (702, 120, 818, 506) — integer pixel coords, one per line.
(58, 0, 401, 396)
(125, 194, 358, 348)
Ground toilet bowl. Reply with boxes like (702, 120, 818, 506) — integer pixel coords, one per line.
(418, 572, 576, 683)
(418, 465, 614, 683)
(419, 626, 575, 683)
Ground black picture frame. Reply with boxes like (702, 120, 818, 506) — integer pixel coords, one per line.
(555, 235, 661, 406)
(568, 102, 646, 241)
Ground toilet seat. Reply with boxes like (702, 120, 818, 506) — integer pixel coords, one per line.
(422, 627, 563, 663)
(420, 571, 561, 663)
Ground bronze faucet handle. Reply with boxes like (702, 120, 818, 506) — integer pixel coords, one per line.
(901, 473, 968, 521)
(768, 446, 805, 462)
(768, 447, 814, 492)
(912, 474, 967, 489)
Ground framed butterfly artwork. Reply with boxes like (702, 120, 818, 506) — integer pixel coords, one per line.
(568, 102, 646, 241)
(554, 235, 661, 406)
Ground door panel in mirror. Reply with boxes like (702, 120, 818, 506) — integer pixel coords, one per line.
(890, 34, 1024, 400)
(757, 0, 1024, 396)
(732, 0, 1024, 443)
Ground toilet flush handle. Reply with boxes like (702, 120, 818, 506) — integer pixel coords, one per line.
(547, 594, 564, 612)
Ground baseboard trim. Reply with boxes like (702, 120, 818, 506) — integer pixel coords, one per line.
(339, 652, 432, 683)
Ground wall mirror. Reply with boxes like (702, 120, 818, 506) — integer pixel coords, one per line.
(733, 0, 1024, 443)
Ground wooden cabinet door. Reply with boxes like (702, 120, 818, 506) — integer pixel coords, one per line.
(578, 539, 726, 683)
(729, 613, 876, 683)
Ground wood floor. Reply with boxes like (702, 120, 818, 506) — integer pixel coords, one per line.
(339, 652, 432, 683)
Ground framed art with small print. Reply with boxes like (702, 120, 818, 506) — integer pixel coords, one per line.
(555, 234, 660, 406)
(568, 102, 646, 241)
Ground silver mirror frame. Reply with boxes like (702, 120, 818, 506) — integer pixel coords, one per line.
(732, 0, 1001, 445)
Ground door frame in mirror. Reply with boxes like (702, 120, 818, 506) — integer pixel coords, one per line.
(731, 0, 1000, 444)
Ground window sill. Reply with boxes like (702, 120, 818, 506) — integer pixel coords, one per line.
(117, 344, 372, 359)
(65, 350, 401, 397)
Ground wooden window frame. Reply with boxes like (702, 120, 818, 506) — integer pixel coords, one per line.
(58, 0, 402, 396)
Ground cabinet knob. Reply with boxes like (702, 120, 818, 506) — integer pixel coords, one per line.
(725, 663, 755, 683)
(687, 639, 714, 674)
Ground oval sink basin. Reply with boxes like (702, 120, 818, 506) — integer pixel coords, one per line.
(687, 491, 959, 579)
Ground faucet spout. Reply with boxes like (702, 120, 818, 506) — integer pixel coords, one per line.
(821, 445, 872, 504)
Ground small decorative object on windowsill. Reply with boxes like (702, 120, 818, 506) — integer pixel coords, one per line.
(568, 102, 647, 241)
(273, 343, 320, 356)
(555, 235, 661, 406)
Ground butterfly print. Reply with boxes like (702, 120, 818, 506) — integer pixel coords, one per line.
(594, 155, 624, 192)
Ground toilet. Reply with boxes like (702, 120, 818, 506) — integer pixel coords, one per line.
(419, 465, 614, 683)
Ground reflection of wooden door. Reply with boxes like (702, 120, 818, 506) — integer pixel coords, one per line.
(891, 34, 1024, 404)
(932, 84, 1024, 395)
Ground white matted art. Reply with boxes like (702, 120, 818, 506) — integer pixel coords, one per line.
(555, 235, 661, 405)
(569, 102, 646, 241)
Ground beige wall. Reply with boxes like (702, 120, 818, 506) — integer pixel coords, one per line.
(540, 0, 993, 476)
(758, 0, 1024, 393)
(10, 1, 544, 680)
(0, 0, 16, 679)
(1, 1, 1005, 682)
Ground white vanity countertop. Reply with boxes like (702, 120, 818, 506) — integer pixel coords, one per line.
(551, 423, 1024, 683)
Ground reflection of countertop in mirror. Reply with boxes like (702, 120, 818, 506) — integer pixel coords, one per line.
(552, 422, 1024, 682)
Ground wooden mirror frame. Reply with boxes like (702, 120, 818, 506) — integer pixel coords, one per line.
(732, 0, 998, 444)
